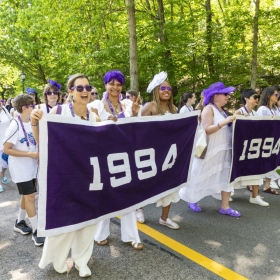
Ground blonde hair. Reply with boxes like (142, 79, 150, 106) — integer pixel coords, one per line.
(152, 85, 177, 115)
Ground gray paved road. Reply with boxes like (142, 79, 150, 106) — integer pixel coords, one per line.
(1, 173, 280, 280)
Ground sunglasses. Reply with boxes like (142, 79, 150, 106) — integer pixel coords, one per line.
(23, 104, 35, 109)
(223, 93, 230, 96)
(126, 95, 131, 99)
(91, 92, 98, 96)
(251, 95, 259, 100)
(273, 93, 279, 97)
(28, 93, 36, 96)
(71, 85, 93, 92)
(45, 91, 59, 96)
(160, 86, 172, 91)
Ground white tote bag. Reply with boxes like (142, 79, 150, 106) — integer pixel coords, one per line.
(195, 128, 207, 159)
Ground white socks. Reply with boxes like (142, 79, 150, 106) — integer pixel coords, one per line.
(28, 215, 37, 233)
(17, 208, 26, 222)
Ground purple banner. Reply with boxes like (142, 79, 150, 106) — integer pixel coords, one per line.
(38, 113, 199, 236)
(230, 116, 280, 185)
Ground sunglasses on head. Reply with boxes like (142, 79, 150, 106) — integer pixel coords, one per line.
(160, 86, 172, 91)
(71, 85, 93, 92)
(23, 104, 35, 109)
(91, 92, 98, 96)
(45, 91, 59, 96)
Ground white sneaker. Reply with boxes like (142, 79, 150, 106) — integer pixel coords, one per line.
(159, 218, 179, 229)
(270, 180, 279, 189)
(136, 209, 145, 224)
(0, 184, 4, 192)
(249, 195, 269, 206)
(75, 264, 91, 277)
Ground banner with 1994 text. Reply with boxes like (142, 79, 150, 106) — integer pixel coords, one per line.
(37, 112, 199, 237)
(229, 116, 280, 186)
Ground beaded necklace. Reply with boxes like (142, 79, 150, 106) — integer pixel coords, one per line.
(69, 102, 89, 120)
(243, 106, 254, 116)
(211, 102, 232, 127)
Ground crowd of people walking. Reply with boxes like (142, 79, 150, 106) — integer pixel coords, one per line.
(1, 70, 280, 277)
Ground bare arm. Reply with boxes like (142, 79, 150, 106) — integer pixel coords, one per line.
(3, 142, 38, 159)
(141, 102, 157, 116)
(202, 106, 235, 135)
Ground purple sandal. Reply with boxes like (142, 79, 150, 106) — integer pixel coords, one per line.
(188, 203, 202, 212)
(218, 207, 241, 217)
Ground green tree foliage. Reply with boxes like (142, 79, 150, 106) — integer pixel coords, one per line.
(0, 0, 279, 104)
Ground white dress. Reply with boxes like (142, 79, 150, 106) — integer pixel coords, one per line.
(180, 105, 233, 203)
(179, 105, 193, 114)
(39, 104, 98, 272)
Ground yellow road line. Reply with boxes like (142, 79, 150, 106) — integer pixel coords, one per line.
(132, 219, 247, 280)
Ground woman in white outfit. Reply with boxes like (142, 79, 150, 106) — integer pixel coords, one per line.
(257, 86, 280, 195)
(31, 74, 99, 277)
(93, 70, 143, 250)
(178, 91, 196, 114)
(36, 79, 61, 114)
(137, 72, 180, 229)
(179, 82, 241, 217)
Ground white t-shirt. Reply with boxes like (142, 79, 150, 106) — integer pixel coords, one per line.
(0, 107, 12, 150)
(179, 105, 194, 114)
(3, 118, 38, 183)
(238, 107, 257, 116)
(87, 100, 111, 121)
(257, 106, 280, 116)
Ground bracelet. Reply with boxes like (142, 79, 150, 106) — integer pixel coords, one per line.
(31, 123, 38, 126)
(217, 123, 221, 129)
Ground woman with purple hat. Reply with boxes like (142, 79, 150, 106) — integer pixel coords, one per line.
(93, 70, 143, 250)
(36, 79, 61, 114)
(179, 82, 241, 217)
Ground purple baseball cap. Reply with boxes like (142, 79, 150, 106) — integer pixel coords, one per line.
(203, 82, 235, 105)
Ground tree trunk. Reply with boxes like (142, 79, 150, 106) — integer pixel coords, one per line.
(157, 0, 178, 97)
(250, 0, 260, 89)
(125, 0, 139, 92)
(205, 0, 215, 79)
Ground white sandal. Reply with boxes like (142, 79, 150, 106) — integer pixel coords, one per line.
(131, 241, 143, 250)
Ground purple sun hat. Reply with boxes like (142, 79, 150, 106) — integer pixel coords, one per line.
(203, 82, 236, 105)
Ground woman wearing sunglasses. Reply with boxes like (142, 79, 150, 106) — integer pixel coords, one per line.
(257, 86, 280, 195)
(90, 87, 99, 102)
(180, 82, 240, 217)
(136, 72, 180, 229)
(233, 89, 269, 206)
(36, 79, 61, 114)
(93, 70, 143, 250)
(31, 74, 99, 277)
